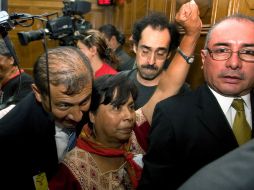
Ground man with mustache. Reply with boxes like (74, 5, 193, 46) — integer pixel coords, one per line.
(138, 14, 254, 190)
(0, 46, 93, 189)
(127, 12, 191, 110)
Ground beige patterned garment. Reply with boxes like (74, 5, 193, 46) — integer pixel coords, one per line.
(135, 108, 148, 127)
(62, 131, 145, 190)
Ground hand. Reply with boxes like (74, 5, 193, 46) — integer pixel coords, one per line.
(175, 0, 202, 36)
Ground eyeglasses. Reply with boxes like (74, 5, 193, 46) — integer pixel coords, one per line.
(138, 46, 168, 60)
(206, 47, 254, 63)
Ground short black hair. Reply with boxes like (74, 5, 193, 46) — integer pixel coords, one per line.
(132, 12, 180, 52)
(99, 24, 125, 45)
(88, 72, 138, 128)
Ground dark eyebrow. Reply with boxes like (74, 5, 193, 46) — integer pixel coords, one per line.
(55, 93, 92, 107)
(212, 43, 254, 48)
(140, 45, 151, 50)
(79, 93, 92, 106)
(212, 43, 230, 47)
(242, 44, 254, 48)
(139, 45, 168, 51)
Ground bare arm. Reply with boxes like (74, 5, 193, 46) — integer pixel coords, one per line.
(142, 0, 202, 124)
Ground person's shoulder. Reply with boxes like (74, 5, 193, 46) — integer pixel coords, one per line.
(66, 146, 90, 158)
(21, 72, 33, 81)
(0, 92, 33, 112)
(161, 90, 193, 103)
(103, 63, 117, 73)
(62, 146, 92, 169)
(117, 48, 131, 58)
(0, 93, 33, 131)
(96, 63, 118, 77)
(1, 93, 49, 123)
(155, 87, 201, 112)
(120, 69, 136, 79)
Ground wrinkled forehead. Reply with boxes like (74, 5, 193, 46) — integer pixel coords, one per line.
(139, 26, 171, 48)
(208, 19, 254, 47)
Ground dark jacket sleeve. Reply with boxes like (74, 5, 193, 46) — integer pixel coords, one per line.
(14, 72, 34, 103)
(178, 139, 254, 190)
(179, 82, 191, 94)
(138, 100, 178, 190)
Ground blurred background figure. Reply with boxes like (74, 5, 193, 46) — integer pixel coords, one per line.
(77, 29, 118, 78)
(99, 24, 135, 71)
(0, 38, 33, 111)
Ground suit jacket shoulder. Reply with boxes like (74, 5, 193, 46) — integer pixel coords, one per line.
(0, 93, 58, 189)
(178, 139, 254, 190)
(139, 84, 239, 190)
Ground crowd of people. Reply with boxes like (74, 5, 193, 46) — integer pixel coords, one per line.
(0, 0, 254, 189)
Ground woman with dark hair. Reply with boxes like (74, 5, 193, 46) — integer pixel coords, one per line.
(49, 1, 202, 189)
(77, 29, 118, 78)
(99, 24, 135, 71)
(50, 73, 144, 189)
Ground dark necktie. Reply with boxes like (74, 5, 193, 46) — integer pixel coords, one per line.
(232, 99, 251, 145)
(67, 131, 76, 151)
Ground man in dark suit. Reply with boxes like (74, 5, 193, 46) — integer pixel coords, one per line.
(138, 14, 254, 190)
(178, 138, 254, 190)
(0, 46, 93, 189)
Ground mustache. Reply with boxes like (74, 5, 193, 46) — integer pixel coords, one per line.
(141, 64, 158, 70)
(218, 70, 245, 80)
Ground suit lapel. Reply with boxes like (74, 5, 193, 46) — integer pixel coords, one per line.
(195, 85, 238, 146)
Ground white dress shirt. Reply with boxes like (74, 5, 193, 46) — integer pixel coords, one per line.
(55, 124, 69, 161)
(209, 87, 252, 129)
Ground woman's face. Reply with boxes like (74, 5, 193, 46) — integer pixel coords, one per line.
(89, 95, 136, 148)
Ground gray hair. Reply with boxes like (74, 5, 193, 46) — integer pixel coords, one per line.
(33, 46, 93, 96)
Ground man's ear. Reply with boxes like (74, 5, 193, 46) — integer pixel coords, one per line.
(133, 44, 137, 53)
(201, 49, 206, 70)
(90, 46, 97, 56)
(9, 57, 15, 65)
(31, 84, 42, 103)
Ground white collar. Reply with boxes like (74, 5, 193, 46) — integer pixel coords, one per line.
(208, 86, 251, 113)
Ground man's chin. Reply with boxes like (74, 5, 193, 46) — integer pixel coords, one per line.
(140, 73, 158, 80)
(139, 69, 162, 80)
(57, 121, 77, 129)
(64, 123, 77, 129)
